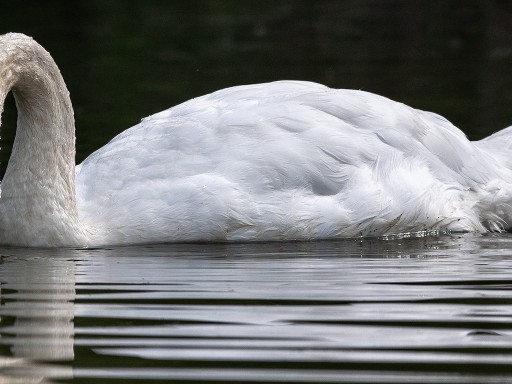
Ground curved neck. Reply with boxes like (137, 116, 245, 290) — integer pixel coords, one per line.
(0, 33, 87, 246)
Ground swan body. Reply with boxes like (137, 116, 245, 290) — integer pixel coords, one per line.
(1, 33, 512, 247)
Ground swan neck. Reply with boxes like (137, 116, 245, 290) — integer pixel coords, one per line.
(0, 33, 86, 246)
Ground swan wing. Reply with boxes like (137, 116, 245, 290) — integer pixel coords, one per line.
(75, 81, 507, 243)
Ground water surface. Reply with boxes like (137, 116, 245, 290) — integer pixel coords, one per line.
(1, 234, 512, 383)
(2, 3, 512, 383)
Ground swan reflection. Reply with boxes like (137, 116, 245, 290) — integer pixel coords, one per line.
(0, 249, 74, 382)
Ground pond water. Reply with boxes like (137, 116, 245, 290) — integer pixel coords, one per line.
(1, 234, 512, 383)
(2, 1, 512, 173)
(2, 2, 512, 383)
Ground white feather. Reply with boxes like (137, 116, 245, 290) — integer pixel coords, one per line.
(1, 33, 512, 247)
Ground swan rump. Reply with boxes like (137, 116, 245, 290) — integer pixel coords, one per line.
(1, 32, 512, 247)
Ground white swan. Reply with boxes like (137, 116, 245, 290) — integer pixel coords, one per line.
(1, 33, 512, 247)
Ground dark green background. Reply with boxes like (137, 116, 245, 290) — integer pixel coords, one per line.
(2, 0, 512, 174)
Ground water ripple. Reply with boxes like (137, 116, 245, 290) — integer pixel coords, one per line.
(1, 234, 512, 383)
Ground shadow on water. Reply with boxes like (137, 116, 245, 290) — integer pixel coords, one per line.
(1, 233, 512, 383)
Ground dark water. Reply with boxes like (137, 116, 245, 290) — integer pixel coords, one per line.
(2, 1, 512, 174)
(2, 234, 512, 383)
(2, 2, 512, 383)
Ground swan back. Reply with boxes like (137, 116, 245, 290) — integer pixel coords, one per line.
(76, 81, 512, 242)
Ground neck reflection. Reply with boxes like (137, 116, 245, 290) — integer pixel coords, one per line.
(0, 249, 75, 380)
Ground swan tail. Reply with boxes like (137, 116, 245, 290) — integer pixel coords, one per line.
(476, 125, 512, 170)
